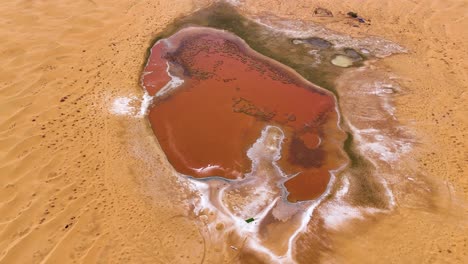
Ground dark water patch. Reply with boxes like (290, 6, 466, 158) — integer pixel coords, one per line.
(288, 135, 325, 168)
(303, 37, 333, 49)
(344, 48, 363, 61)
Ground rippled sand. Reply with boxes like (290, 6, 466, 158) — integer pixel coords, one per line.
(0, 0, 467, 263)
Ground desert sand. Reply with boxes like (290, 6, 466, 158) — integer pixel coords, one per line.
(0, 0, 466, 263)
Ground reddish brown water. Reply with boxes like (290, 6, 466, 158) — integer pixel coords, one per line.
(142, 27, 346, 201)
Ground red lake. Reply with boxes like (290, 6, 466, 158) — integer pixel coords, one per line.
(142, 27, 346, 202)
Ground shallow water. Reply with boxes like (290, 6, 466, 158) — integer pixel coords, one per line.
(143, 27, 347, 202)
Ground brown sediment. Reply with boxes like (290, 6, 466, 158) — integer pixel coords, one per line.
(142, 27, 346, 201)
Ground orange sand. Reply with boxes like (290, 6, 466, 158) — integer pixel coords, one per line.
(0, 0, 466, 263)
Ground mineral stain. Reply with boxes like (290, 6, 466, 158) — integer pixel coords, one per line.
(142, 27, 346, 202)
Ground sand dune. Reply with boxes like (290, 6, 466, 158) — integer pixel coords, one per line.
(0, 0, 466, 263)
(0, 1, 208, 263)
